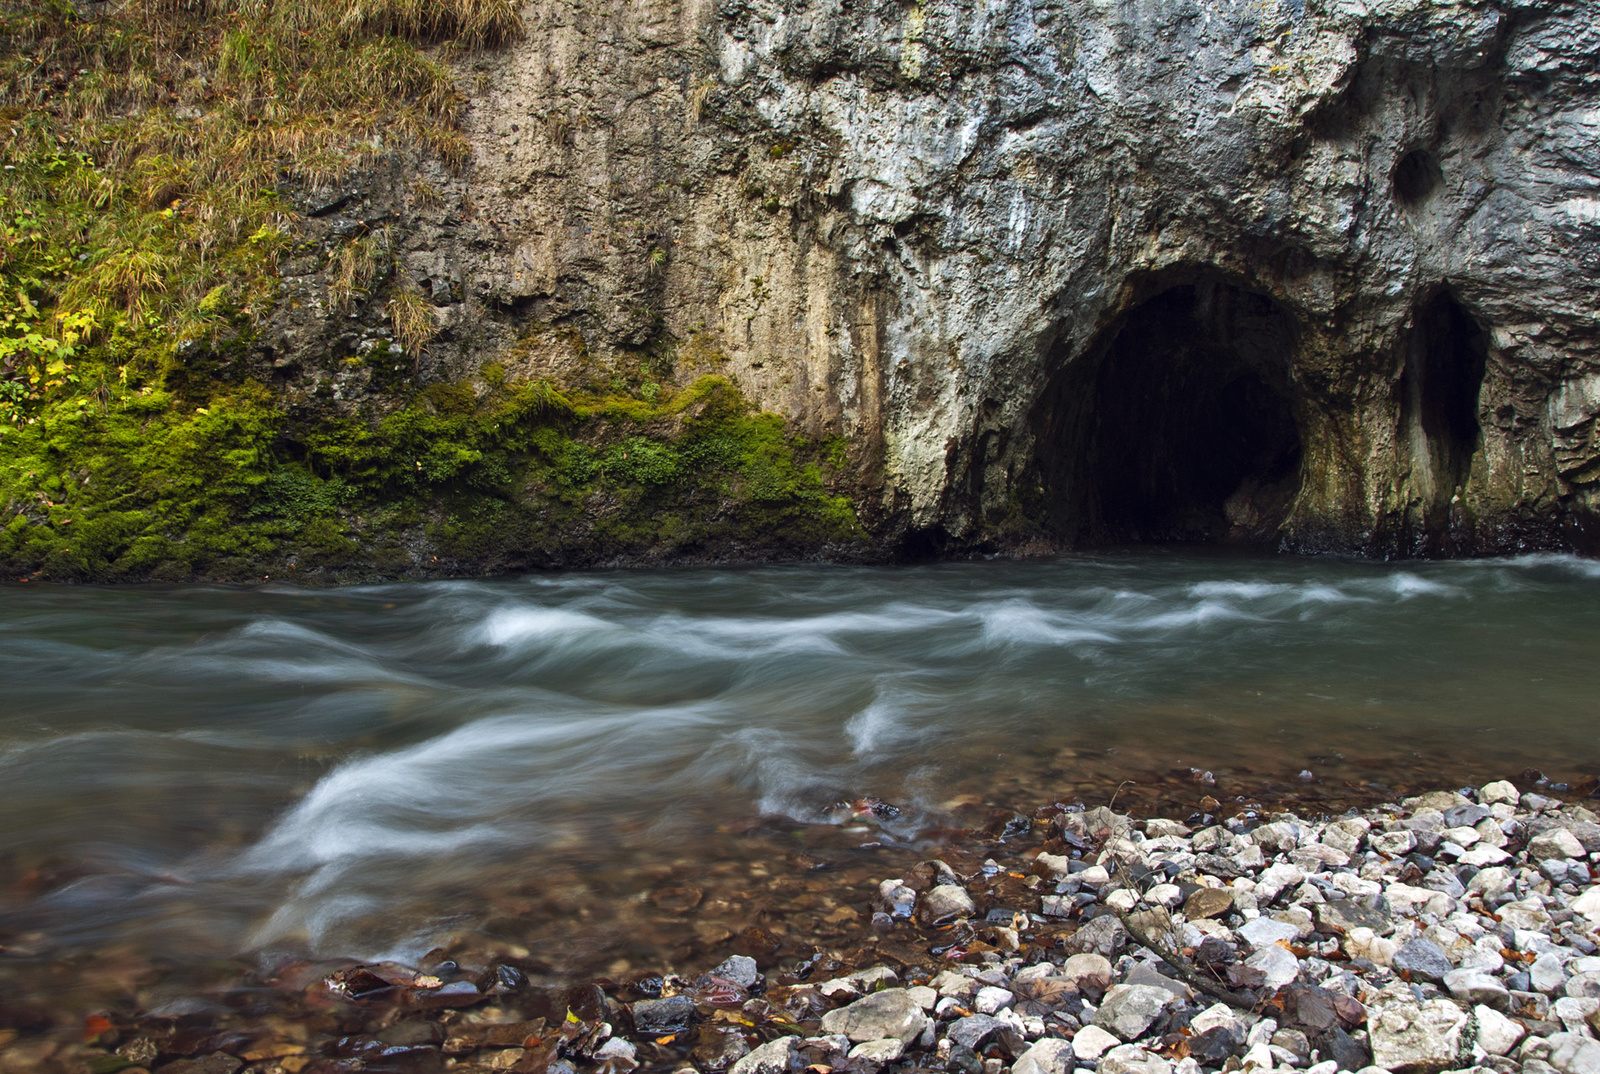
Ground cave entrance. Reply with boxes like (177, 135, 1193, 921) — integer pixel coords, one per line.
(1401, 290, 1486, 506)
(1035, 277, 1304, 544)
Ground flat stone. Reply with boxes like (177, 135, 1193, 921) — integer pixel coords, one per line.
(1565, 972, 1600, 999)
(1255, 862, 1306, 903)
(1479, 781, 1519, 805)
(1444, 969, 1508, 1008)
(819, 988, 931, 1043)
(1553, 996, 1599, 1033)
(1317, 899, 1390, 935)
(1443, 804, 1492, 828)
(1372, 830, 1418, 856)
(1059, 953, 1114, 991)
(974, 985, 1013, 1014)
(1458, 845, 1511, 867)
(729, 1036, 796, 1074)
(1063, 914, 1126, 957)
(1184, 886, 1234, 920)
(1099, 1044, 1173, 1074)
(1245, 943, 1300, 990)
(947, 1014, 1004, 1050)
(1125, 961, 1190, 1000)
(1407, 791, 1470, 813)
(1093, 983, 1174, 1041)
(1187, 1025, 1244, 1064)
(1035, 852, 1073, 875)
(1499, 899, 1553, 932)
(1012, 1038, 1075, 1074)
(1345, 926, 1398, 967)
(1239, 917, 1301, 949)
(1393, 938, 1454, 983)
(1533, 953, 1571, 994)
(1572, 887, 1600, 925)
(847, 1039, 905, 1064)
(1071, 1026, 1121, 1061)
(708, 955, 761, 990)
(1188, 1004, 1246, 1038)
(593, 1039, 637, 1063)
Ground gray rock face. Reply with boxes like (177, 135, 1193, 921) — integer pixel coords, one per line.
(258, 0, 1600, 560)
(818, 988, 932, 1043)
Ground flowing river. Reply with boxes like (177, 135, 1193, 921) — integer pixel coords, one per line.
(2, 551, 1598, 1005)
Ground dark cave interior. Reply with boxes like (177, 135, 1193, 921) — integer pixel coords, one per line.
(1034, 277, 1304, 544)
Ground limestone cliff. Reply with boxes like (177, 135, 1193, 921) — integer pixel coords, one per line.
(262, 0, 1600, 558)
(8, 0, 1600, 573)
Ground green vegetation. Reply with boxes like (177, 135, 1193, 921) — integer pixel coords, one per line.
(0, 0, 867, 579)
(0, 371, 866, 581)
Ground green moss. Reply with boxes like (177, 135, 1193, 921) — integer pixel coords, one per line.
(0, 370, 869, 580)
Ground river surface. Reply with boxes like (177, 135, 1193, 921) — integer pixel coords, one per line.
(2, 551, 1598, 1000)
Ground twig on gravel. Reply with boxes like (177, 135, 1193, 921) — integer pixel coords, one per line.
(1108, 904, 1259, 1011)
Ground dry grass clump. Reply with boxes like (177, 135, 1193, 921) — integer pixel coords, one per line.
(0, 0, 517, 375)
(388, 285, 436, 357)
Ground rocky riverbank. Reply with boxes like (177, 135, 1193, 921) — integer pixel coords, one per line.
(20, 777, 1600, 1074)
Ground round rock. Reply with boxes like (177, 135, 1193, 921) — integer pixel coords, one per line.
(818, 988, 932, 1043)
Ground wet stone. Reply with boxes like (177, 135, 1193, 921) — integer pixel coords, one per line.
(818, 988, 932, 1043)
(728, 1037, 795, 1074)
(631, 995, 695, 1034)
(923, 884, 977, 923)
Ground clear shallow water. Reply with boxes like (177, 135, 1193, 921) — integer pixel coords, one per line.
(1, 551, 1598, 983)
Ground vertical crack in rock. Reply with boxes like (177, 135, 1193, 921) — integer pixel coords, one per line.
(1399, 291, 1489, 550)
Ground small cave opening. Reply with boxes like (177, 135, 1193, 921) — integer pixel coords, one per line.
(1392, 148, 1442, 205)
(1033, 277, 1304, 544)
(1400, 290, 1488, 502)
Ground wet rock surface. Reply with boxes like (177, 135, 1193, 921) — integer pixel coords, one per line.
(9, 778, 1600, 1074)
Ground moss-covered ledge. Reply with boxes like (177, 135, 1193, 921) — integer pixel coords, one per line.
(0, 372, 871, 583)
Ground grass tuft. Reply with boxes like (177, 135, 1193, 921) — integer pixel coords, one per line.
(0, 0, 518, 418)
